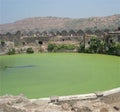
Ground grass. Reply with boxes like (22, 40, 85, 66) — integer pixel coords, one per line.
(0, 53, 120, 98)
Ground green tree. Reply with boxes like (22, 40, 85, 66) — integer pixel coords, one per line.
(97, 40, 106, 54)
(87, 36, 106, 54)
(26, 47, 34, 54)
(0, 40, 6, 47)
(78, 43, 85, 52)
(7, 48, 16, 55)
(107, 42, 120, 55)
(116, 43, 120, 56)
(47, 43, 76, 52)
(47, 43, 56, 52)
(89, 36, 100, 53)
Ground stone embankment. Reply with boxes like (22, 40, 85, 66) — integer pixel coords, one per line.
(0, 87, 120, 112)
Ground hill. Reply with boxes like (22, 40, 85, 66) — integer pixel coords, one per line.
(0, 14, 120, 33)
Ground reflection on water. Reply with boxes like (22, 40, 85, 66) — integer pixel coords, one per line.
(0, 56, 36, 70)
(0, 65, 36, 70)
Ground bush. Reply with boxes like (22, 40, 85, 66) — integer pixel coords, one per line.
(84, 47, 92, 53)
(26, 47, 34, 54)
(47, 43, 76, 52)
(78, 44, 85, 52)
(7, 48, 16, 55)
(47, 43, 56, 52)
(116, 43, 120, 56)
(64, 44, 75, 50)
(1, 40, 6, 47)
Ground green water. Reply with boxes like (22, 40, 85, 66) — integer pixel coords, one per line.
(0, 53, 120, 98)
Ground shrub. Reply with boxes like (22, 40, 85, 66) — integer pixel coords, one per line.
(47, 43, 56, 52)
(78, 43, 85, 52)
(65, 44, 75, 50)
(26, 47, 34, 54)
(1, 40, 6, 47)
(116, 43, 120, 56)
(47, 43, 76, 52)
(84, 47, 92, 53)
(7, 48, 16, 55)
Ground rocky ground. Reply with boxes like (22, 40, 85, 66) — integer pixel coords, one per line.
(0, 92, 120, 112)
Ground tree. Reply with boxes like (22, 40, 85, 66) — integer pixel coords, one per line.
(97, 40, 106, 53)
(0, 40, 6, 47)
(26, 47, 34, 54)
(116, 43, 120, 56)
(47, 43, 56, 52)
(89, 36, 102, 53)
(47, 43, 76, 52)
(78, 43, 85, 52)
(7, 48, 16, 55)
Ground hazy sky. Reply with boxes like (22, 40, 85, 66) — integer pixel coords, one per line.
(0, 0, 120, 24)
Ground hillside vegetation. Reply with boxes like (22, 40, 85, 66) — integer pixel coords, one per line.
(0, 14, 120, 33)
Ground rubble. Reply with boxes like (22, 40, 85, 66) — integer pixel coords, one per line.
(0, 88, 120, 112)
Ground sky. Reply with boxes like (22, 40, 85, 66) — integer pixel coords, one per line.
(0, 0, 120, 24)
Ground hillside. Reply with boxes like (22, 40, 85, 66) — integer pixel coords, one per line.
(0, 14, 120, 33)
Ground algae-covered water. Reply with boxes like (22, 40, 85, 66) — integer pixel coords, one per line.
(0, 53, 120, 98)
